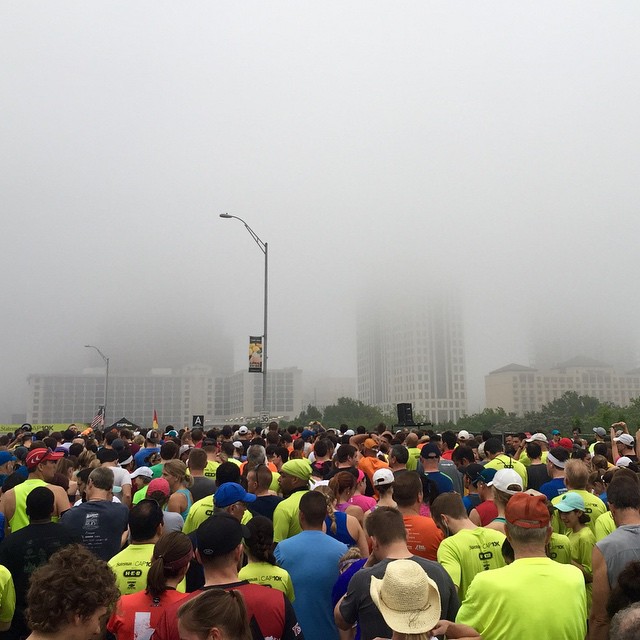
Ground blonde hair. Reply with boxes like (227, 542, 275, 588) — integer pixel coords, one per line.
(314, 486, 337, 534)
(565, 459, 589, 490)
(178, 589, 250, 640)
(163, 460, 193, 488)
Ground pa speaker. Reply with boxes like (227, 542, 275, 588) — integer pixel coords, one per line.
(397, 402, 415, 426)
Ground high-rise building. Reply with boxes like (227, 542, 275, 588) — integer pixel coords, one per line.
(357, 293, 467, 424)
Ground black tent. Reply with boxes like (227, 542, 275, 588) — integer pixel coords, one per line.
(108, 417, 142, 431)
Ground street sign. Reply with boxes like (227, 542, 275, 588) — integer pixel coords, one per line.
(192, 415, 204, 427)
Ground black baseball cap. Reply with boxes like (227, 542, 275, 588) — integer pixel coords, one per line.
(420, 443, 441, 459)
(462, 463, 485, 486)
(196, 513, 250, 558)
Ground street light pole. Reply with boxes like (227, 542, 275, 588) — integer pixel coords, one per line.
(219, 213, 269, 417)
(85, 345, 110, 426)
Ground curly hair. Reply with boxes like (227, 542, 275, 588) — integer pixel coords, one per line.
(26, 544, 119, 633)
(244, 516, 276, 565)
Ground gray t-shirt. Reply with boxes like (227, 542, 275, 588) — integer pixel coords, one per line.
(596, 524, 640, 587)
(339, 556, 460, 640)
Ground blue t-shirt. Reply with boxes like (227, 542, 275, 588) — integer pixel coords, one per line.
(539, 477, 567, 501)
(427, 471, 454, 495)
(275, 530, 347, 640)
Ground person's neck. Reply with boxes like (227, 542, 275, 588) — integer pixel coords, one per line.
(87, 491, 111, 501)
(449, 518, 476, 534)
(422, 464, 439, 473)
(552, 471, 565, 479)
(396, 503, 420, 516)
(131, 537, 158, 546)
(614, 509, 640, 527)
(513, 544, 546, 560)
(29, 518, 52, 525)
(254, 488, 271, 497)
(379, 541, 413, 559)
(302, 524, 324, 532)
(389, 463, 406, 472)
(203, 565, 241, 586)
(28, 471, 45, 481)
(530, 458, 542, 464)
(190, 470, 204, 477)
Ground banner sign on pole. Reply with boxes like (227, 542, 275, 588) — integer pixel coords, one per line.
(249, 336, 263, 373)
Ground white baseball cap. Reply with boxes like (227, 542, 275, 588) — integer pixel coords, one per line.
(525, 433, 548, 444)
(372, 468, 395, 487)
(238, 426, 249, 435)
(344, 429, 355, 437)
(129, 466, 153, 480)
(457, 430, 472, 441)
(487, 469, 523, 495)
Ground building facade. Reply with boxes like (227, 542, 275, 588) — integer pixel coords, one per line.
(357, 294, 467, 424)
(28, 364, 303, 428)
(485, 356, 640, 416)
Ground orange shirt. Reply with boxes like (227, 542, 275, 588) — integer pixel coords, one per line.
(358, 456, 389, 484)
(240, 461, 278, 474)
(403, 514, 444, 561)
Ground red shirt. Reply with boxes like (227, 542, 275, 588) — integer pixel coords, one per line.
(107, 589, 186, 640)
(475, 500, 498, 526)
(152, 581, 301, 640)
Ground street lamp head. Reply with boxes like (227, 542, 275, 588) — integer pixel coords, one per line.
(219, 213, 232, 219)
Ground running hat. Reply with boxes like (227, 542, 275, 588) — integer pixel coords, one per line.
(280, 459, 312, 481)
(344, 430, 355, 437)
(462, 463, 485, 486)
(525, 433, 548, 444)
(554, 492, 586, 513)
(25, 448, 64, 470)
(616, 456, 633, 468)
(232, 441, 244, 449)
(558, 438, 575, 451)
(238, 426, 249, 435)
(547, 448, 569, 469)
(614, 434, 635, 447)
(197, 513, 250, 557)
(370, 559, 441, 634)
(420, 443, 441, 460)
(0, 451, 17, 465)
(457, 430, 472, 441)
(593, 427, 607, 437)
(551, 429, 561, 436)
(488, 469, 523, 495)
(505, 493, 550, 529)
(373, 468, 395, 487)
(476, 467, 497, 485)
(129, 466, 153, 480)
(214, 482, 257, 508)
(364, 438, 378, 450)
(147, 478, 170, 497)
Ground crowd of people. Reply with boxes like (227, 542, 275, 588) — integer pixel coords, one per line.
(0, 419, 639, 640)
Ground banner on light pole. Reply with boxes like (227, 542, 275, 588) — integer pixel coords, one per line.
(249, 336, 263, 373)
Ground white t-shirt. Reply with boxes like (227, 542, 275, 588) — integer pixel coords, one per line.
(110, 466, 131, 489)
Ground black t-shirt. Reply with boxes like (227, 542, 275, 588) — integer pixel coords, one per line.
(249, 495, 283, 521)
(526, 463, 551, 491)
(0, 522, 80, 640)
(60, 499, 129, 561)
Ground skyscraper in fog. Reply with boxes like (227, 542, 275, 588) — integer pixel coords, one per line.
(357, 292, 467, 424)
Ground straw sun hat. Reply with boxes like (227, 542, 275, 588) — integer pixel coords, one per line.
(369, 559, 441, 634)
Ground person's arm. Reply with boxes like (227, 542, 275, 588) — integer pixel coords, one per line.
(430, 620, 481, 640)
(51, 485, 70, 519)
(167, 492, 185, 514)
(0, 490, 15, 534)
(281, 595, 304, 640)
(610, 424, 622, 463)
(120, 483, 132, 508)
(589, 546, 610, 640)
(0, 573, 15, 631)
(346, 516, 369, 558)
(334, 596, 353, 631)
(272, 504, 289, 543)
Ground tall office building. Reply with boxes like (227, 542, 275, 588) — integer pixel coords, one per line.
(357, 293, 467, 424)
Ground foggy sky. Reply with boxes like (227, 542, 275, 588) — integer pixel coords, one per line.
(2, 2, 640, 421)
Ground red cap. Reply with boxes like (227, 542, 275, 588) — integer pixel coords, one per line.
(25, 448, 64, 470)
(147, 478, 170, 497)
(505, 493, 550, 529)
(558, 438, 574, 451)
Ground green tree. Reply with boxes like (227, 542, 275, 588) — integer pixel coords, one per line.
(322, 397, 390, 429)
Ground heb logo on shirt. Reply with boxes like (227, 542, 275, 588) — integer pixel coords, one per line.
(123, 569, 143, 578)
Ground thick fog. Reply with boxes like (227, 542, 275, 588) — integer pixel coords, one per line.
(2, 2, 639, 421)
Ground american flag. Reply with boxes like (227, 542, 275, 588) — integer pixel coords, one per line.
(91, 406, 105, 430)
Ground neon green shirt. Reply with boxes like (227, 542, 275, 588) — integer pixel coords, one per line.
(547, 532, 572, 564)
(595, 510, 615, 542)
(204, 460, 219, 479)
(517, 451, 548, 467)
(551, 490, 606, 536)
(132, 485, 149, 505)
(238, 561, 295, 601)
(0, 567, 15, 623)
(10, 478, 48, 532)
(406, 448, 421, 471)
(456, 557, 587, 640)
(183, 496, 252, 535)
(567, 526, 595, 612)
(484, 455, 528, 488)
(108, 543, 155, 595)
(437, 527, 506, 601)
(273, 490, 308, 542)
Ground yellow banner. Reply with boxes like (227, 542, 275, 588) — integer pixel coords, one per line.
(0, 424, 88, 434)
